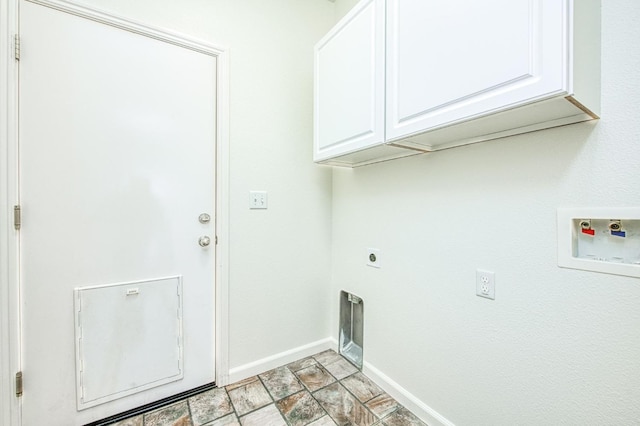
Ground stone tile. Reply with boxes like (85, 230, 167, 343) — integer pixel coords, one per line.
(324, 357, 359, 380)
(202, 413, 240, 426)
(341, 373, 384, 403)
(112, 416, 143, 426)
(239, 404, 286, 426)
(366, 393, 400, 419)
(259, 366, 304, 400)
(189, 387, 234, 425)
(307, 416, 338, 426)
(226, 376, 259, 392)
(313, 350, 343, 367)
(287, 356, 319, 372)
(314, 382, 376, 426)
(228, 378, 273, 416)
(276, 390, 325, 426)
(145, 401, 192, 426)
(295, 364, 336, 392)
(111, 354, 423, 426)
(381, 407, 426, 426)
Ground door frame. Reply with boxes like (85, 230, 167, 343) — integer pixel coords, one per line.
(0, 0, 231, 423)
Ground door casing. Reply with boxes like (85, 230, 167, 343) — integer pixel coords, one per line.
(0, 0, 231, 423)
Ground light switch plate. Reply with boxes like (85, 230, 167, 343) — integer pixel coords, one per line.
(249, 191, 268, 209)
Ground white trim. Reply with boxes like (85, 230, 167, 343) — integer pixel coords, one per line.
(227, 337, 454, 424)
(329, 339, 455, 426)
(25, 0, 219, 56)
(363, 361, 456, 426)
(1, 0, 21, 423)
(228, 338, 335, 384)
(215, 46, 231, 387)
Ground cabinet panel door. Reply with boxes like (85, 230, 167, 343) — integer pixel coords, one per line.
(386, 0, 569, 142)
(314, 0, 385, 162)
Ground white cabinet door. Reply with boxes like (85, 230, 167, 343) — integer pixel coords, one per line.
(314, 0, 385, 163)
(386, 0, 569, 142)
(313, 0, 598, 166)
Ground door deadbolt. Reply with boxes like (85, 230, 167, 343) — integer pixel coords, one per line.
(199, 213, 211, 224)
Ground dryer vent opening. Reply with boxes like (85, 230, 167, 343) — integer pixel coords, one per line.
(339, 290, 363, 369)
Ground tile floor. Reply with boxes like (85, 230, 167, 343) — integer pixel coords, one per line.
(112, 350, 426, 426)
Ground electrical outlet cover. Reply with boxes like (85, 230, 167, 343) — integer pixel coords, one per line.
(476, 269, 495, 300)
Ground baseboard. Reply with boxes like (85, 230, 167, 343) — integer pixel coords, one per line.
(363, 361, 455, 426)
(226, 338, 454, 426)
(227, 338, 335, 384)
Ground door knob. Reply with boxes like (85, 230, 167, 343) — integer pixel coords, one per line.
(198, 236, 211, 247)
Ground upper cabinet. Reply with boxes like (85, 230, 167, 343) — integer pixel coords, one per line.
(314, 0, 601, 167)
(314, 0, 406, 166)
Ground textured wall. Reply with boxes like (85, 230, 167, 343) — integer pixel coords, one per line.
(330, 0, 640, 424)
(71, 0, 336, 370)
(334, 0, 359, 21)
(11, 0, 639, 423)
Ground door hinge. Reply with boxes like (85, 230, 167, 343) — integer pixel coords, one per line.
(14, 35, 20, 61)
(15, 372, 23, 397)
(215, 235, 218, 245)
(13, 205, 21, 230)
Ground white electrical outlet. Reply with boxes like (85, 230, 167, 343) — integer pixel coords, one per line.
(366, 248, 381, 268)
(476, 269, 495, 300)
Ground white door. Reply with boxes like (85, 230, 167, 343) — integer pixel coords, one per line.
(19, 1, 217, 424)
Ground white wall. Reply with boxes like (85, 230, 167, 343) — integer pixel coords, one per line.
(70, 0, 336, 371)
(334, 0, 359, 21)
(4, 0, 638, 424)
(330, 0, 640, 425)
